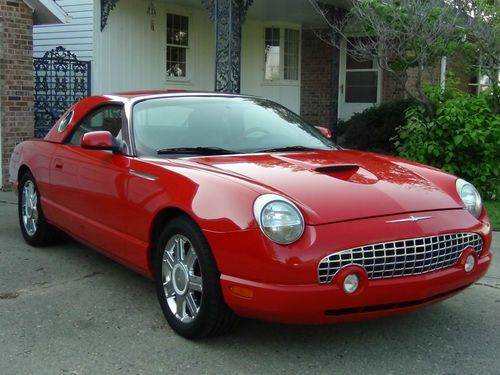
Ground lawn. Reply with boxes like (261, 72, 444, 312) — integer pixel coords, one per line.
(485, 201, 500, 231)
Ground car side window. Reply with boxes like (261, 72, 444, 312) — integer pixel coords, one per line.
(68, 106, 123, 145)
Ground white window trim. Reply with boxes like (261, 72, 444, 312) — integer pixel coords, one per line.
(262, 24, 301, 86)
(165, 9, 192, 84)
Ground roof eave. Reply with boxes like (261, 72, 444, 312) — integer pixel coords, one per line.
(23, 0, 68, 25)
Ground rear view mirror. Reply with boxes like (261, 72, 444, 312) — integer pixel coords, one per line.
(315, 126, 332, 139)
(81, 131, 121, 153)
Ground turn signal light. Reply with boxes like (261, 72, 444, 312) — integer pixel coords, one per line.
(229, 286, 254, 299)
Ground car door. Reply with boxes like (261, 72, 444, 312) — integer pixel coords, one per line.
(49, 105, 137, 262)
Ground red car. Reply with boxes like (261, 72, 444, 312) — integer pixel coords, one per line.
(9, 91, 492, 338)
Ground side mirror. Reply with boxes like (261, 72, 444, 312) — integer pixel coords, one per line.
(81, 131, 121, 153)
(315, 126, 332, 139)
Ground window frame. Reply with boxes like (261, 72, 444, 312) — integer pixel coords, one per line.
(64, 104, 124, 146)
(263, 25, 301, 85)
(165, 11, 191, 82)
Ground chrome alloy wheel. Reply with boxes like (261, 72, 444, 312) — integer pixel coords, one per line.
(162, 234, 203, 323)
(21, 180, 38, 236)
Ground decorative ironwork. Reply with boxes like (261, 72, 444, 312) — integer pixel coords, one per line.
(202, 0, 254, 93)
(101, 0, 121, 31)
(33, 46, 91, 138)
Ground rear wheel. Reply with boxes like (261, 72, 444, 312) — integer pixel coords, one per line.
(18, 172, 59, 246)
(154, 216, 237, 339)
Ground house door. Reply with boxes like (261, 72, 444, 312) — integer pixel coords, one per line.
(338, 38, 382, 120)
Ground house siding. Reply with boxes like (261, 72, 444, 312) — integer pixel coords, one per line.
(33, 0, 93, 60)
(93, 0, 301, 113)
(93, 1, 215, 95)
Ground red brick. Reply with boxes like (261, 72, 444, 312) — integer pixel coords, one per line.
(0, 0, 34, 189)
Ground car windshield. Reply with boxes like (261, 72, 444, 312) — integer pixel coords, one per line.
(132, 96, 336, 157)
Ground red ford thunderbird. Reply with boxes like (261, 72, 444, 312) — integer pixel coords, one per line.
(9, 91, 492, 338)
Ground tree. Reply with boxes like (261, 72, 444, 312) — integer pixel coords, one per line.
(310, 0, 467, 117)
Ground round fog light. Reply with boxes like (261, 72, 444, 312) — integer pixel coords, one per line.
(343, 273, 360, 294)
(464, 254, 476, 273)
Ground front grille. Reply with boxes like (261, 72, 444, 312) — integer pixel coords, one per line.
(318, 233, 483, 284)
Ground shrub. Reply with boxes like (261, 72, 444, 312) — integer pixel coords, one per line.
(337, 100, 413, 154)
(395, 86, 500, 199)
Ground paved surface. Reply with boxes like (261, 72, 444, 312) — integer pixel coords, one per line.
(0, 191, 499, 375)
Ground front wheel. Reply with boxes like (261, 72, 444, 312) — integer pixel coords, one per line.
(18, 172, 60, 246)
(154, 216, 237, 339)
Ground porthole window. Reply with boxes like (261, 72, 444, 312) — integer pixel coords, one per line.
(58, 111, 74, 133)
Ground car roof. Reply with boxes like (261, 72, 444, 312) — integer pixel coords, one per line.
(103, 90, 252, 102)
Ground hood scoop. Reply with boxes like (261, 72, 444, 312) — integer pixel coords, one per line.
(315, 164, 360, 180)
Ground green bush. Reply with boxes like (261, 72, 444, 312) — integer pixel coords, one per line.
(338, 100, 413, 154)
(395, 86, 500, 199)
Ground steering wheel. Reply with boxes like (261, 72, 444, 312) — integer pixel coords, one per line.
(243, 127, 270, 139)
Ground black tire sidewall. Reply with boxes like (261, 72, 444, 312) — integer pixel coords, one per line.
(18, 173, 43, 245)
(154, 216, 225, 339)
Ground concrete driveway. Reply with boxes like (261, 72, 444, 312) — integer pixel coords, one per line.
(0, 191, 498, 375)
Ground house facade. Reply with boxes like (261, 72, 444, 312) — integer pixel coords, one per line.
(32, 0, 400, 127)
(2, 0, 462, 187)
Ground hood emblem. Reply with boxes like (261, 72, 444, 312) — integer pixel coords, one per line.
(386, 216, 432, 223)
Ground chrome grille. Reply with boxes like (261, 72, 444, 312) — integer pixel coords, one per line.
(318, 233, 483, 284)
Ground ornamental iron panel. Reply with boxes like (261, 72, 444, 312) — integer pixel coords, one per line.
(101, 0, 121, 31)
(33, 46, 91, 138)
(202, 0, 254, 93)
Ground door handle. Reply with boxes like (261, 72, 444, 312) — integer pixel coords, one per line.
(54, 158, 63, 169)
(340, 84, 344, 95)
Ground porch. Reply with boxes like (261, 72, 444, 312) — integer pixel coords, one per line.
(95, 0, 385, 128)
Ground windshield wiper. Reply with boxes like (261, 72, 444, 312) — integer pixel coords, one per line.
(256, 146, 319, 153)
(157, 147, 237, 156)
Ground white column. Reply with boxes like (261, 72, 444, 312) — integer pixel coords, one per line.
(440, 56, 447, 92)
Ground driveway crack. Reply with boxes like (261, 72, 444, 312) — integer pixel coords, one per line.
(474, 282, 500, 290)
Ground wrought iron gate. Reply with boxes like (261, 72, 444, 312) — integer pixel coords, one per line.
(33, 46, 91, 138)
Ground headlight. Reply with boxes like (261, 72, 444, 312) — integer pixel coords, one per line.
(253, 194, 305, 244)
(456, 179, 482, 218)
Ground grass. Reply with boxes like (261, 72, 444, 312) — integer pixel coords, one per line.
(485, 200, 500, 231)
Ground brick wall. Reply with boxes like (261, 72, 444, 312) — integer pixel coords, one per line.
(0, 0, 34, 189)
(447, 53, 472, 92)
(382, 72, 405, 102)
(300, 30, 336, 128)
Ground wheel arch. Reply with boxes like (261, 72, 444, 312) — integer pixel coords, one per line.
(148, 206, 195, 277)
(17, 165, 32, 190)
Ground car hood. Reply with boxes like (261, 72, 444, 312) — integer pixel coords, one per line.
(188, 150, 461, 225)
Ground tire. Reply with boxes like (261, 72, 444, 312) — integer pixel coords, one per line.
(154, 216, 237, 339)
(18, 172, 60, 246)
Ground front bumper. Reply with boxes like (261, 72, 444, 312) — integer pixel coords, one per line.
(220, 253, 491, 324)
(206, 208, 492, 324)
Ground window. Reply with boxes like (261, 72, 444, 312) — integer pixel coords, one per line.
(264, 27, 300, 81)
(166, 13, 189, 78)
(68, 106, 122, 145)
(344, 38, 378, 103)
(284, 29, 299, 80)
(468, 64, 499, 95)
(57, 111, 74, 133)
